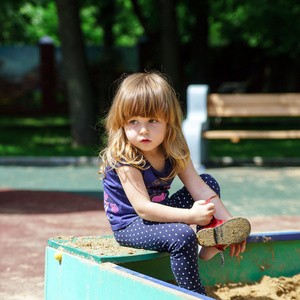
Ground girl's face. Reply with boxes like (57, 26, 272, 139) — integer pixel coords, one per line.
(124, 116, 167, 156)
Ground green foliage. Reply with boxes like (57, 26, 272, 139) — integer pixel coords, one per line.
(0, 0, 144, 46)
(19, 1, 59, 45)
(176, 1, 196, 44)
(113, 0, 144, 46)
(209, 0, 300, 57)
(0, 0, 59, 45)
(0, 1, 31, 44)
(2, 0, 300, 57)
(80, 5, 104, 45)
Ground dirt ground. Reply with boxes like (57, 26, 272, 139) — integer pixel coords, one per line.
(1, 165, 300, 300)
(1, 190, 299, 300)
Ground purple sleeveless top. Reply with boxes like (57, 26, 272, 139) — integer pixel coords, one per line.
(103, 159, 174, 230)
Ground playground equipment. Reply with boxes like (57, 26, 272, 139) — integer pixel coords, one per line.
(45, 231, 300, 300)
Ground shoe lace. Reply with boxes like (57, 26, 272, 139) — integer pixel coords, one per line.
(220, 251, 225, 268)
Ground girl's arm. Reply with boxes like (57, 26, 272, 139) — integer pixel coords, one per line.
(180, 160, 247, 257)
(178, 159, 232, 220)
(116, 165, 215, 225)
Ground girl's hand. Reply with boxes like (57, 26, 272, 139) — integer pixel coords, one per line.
(229, 240, 247, 257)
(189, 200, 216, 226)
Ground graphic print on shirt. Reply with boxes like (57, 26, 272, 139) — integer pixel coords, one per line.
(147, 179, 170, 202)
(104, 191, 119, 220)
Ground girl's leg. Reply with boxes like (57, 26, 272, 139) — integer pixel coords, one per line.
(114, 218, 206, 295)
(166, 173, 221, 210)
(167, 174, 223, 260)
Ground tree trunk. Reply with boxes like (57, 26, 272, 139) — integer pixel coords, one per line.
(190, 0, 209, 83)
(96, 0, 116, 114)
(56, 0, 97, 146)
(159, 0, 180, 91)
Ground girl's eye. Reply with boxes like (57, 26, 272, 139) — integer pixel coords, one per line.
(129, 120, 137, 124)
(149, 119, 158, 123)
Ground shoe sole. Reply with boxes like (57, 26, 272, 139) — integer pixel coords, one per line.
(196, 217, 251, 247)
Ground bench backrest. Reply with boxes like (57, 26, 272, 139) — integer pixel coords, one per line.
(208, 94, 300, 117)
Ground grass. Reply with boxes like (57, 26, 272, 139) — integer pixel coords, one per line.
(206, 116, 300, 159)
(0, 115, 299, 159)
(0, 115, 100, 157)
(208, 139, 300, 159)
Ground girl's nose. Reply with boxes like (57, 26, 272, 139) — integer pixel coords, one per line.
(140, 125, 149, 135)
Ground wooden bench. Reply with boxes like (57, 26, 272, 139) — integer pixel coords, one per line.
(182, 85, 300, 170)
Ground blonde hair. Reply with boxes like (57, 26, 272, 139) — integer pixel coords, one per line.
(99, 71, 190, 180)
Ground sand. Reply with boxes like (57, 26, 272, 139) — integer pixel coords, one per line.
(206, 274, 300, 300)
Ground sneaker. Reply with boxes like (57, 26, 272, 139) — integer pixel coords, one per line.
(196, 216, 251, 247)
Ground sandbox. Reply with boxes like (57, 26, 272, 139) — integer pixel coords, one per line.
(44, 231, 300, 299)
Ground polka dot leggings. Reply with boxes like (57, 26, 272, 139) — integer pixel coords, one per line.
(113, 174, 221, 295)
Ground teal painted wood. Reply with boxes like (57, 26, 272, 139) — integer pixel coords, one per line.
(48, 235, 169, 264)
(45, 247, 213, 300)
(198, 238, 300, 286)
(120, 255, 175, 282)
(120, 238, 300, 287)
(117, 232, 300, 286)
(45, 232, 300, 299)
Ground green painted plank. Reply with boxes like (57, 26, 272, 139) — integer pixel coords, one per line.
(45, 247, 212, 300)
(48, 235, 169, 263)
(47, 232, 300, 287)
(120, 232, 300, 286)
(198, 239, 300, 286)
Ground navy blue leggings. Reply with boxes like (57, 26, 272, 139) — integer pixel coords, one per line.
(113, 174, 221, 295)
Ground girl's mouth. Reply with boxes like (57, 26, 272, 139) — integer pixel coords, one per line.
(140, 138, 151, 144)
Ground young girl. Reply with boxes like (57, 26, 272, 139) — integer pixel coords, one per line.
(99, 71, 250, 295)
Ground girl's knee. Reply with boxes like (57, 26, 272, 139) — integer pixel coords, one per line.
(177, 224, 197, 245)
(169, 224, 198, 257)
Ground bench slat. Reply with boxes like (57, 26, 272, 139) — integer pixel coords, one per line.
(202, 130, 300, 139)
(208, 94, 300, 117)
(183, 85, 300, 165)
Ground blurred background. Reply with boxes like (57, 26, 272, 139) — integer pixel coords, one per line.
(1, 0, 300, 161)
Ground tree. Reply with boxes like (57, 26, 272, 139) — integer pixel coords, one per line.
(2, 0, 300, 118)
(159, 0, 180, 89)
(130, 0, 182, 92)
(208, 0, 300, 92)
(187, 0, 209, 84)
(95, 0, 117, 114)
(56, 0, 97, 146)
